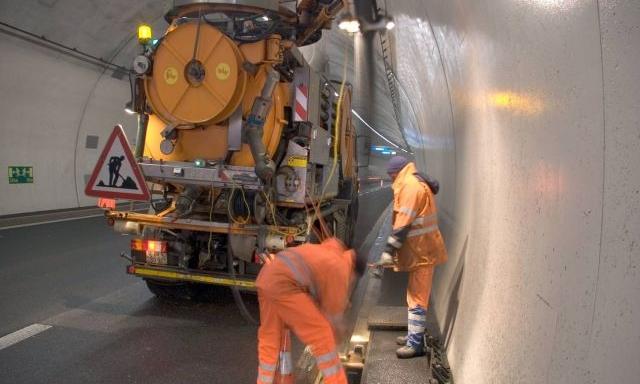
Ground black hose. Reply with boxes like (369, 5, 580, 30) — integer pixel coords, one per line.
(227, 248, 259, 325)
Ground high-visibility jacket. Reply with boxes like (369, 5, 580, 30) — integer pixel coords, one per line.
(391, 162, 447, 271)
(256, 237, 355, 322)
(255, 238, 354, 384)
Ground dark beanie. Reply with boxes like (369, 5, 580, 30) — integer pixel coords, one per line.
(386, 156, 409, 174)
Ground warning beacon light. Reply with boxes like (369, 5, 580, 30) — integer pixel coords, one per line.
(137, 24, 153, 45)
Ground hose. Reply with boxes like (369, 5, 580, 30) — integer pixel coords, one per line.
(313, 44, 349, 234)
(228, 247, 258, 325)
(321, 44, 349, 198)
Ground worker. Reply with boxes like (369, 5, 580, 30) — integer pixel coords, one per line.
(378, 156, 448, 359)
(256, 237, 356, 384)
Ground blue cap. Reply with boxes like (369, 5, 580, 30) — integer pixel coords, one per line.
(386, 156, 409, 174)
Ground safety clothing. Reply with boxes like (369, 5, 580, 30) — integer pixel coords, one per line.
(256, 238, 355, 384)
(389, 161, 447, 271)
(385, 161, 447, 354)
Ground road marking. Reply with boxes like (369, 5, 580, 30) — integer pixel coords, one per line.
(0, 207, 146, 231)
(0, 324, 52, 351)
(0, 214, 105, 231)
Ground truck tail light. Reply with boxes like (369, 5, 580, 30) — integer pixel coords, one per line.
(131, 239, 168, 265)
(131, 239, 167, 252)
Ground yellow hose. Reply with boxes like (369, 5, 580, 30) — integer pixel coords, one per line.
(321, 44, 349, 200)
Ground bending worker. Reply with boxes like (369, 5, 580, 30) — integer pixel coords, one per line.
(256, 237, 356, 384)
(378, 156, 448, 359)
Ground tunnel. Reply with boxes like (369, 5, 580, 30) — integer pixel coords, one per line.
(0, 1, 638, 383)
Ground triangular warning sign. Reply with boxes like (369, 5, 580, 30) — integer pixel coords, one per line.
(85, 125, 150, 201)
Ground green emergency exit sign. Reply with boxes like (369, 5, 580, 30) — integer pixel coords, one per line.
(8, 166, 33, 184)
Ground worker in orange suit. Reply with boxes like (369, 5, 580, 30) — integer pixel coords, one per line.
(255, 237, 356, 384)
(378, 156, 448, 359)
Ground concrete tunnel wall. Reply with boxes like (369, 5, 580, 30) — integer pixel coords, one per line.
(0, 31, 135, 215)
(0, 0, 169, 216)
(381, 1, 639, 383)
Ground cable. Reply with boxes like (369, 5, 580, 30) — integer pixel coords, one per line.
(227, 180, 251, 225)
(351, 109, 411, 153)
(321, 43, 349, 199)
(0, 20, 131, 74)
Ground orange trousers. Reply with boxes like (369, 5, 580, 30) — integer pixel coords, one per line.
(407, 265, 434, 309)
(257, 265, 346, 384)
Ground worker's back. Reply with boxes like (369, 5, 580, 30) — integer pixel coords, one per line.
(256, 237, 355, 317)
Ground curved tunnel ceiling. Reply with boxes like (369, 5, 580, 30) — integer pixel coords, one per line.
(0, 0, 406, 153)
(0, 0, 171, 69)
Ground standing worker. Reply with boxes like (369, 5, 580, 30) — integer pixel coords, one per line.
(378, 156, 448, 359)
(256, 237, 356, 384)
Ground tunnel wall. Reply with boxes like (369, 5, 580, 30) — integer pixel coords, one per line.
(0, 32, 136, 216)
(386, 1, 640, 383)
(0, 0, 169, 216)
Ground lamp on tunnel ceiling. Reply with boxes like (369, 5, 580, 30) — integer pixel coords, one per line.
(338, 14, 395, 33)
(338, 12, 361, 33)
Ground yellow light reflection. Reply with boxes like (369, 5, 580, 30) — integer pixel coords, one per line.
(488, 91, 544, 115)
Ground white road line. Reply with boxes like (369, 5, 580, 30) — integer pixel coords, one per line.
(0, 208, 147, 231)
(0, 214, 105, 231)
(0, 324, 52, 351)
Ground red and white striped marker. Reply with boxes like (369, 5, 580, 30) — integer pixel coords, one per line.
(294, 83, 308, 122)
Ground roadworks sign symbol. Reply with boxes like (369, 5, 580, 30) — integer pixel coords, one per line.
(84, 125, 150, 201)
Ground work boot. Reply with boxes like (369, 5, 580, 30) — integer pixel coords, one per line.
(396, 336, 408, 346)
(396, 345, 426, 359)
(378, 251, 394, 266)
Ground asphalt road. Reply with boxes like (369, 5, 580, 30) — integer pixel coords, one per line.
(0, 186, 392, 384)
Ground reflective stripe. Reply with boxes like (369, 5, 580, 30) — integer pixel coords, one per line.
(387, 235, 403, 249)
(258, 374, 274, 383)
(289, 250, 319, 300)
(412, 213, 438, 226)
(399, 206, 418, 218)
(408, 313, 426, 321)
(408, 224, 438, 237)
(259, 362, 276, 372)
(321, 362, 342, 378)
(279, 351, 293, 375)
(316, 350, 339, 364)
(277, 252, 318, 299)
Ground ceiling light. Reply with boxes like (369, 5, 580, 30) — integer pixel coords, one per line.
(386, 20, 395, 30)
(339, 19, 360, 33)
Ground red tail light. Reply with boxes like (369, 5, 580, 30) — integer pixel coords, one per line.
(131, 239, 167, 252)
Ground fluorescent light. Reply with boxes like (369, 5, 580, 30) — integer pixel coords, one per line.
(351, 109, 410, 153)
(339, 19, 360, 33)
